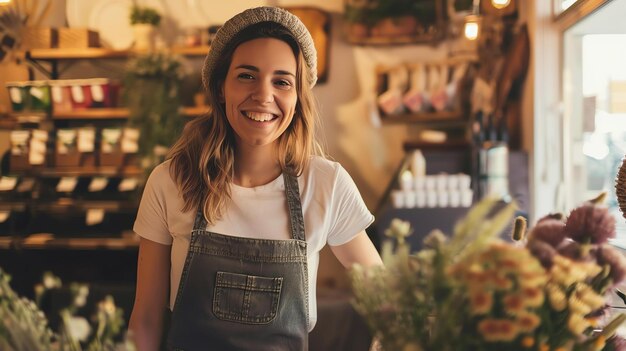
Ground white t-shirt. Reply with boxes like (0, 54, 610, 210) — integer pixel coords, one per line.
(133, 156, 374, 330)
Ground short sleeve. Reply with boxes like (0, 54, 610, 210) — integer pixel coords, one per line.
(133, 164, 173, 245)
(326, 165, 375, 246)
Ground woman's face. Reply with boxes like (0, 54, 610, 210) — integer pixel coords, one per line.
(221, 37, 298, 149)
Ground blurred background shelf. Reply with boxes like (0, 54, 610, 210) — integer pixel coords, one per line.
(27, 46, 210, 60)
(52, 106, 207, 120)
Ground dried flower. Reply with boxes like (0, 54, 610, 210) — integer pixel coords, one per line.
(606, 335, 626, 351)
(565, 204, 616, 244)
(527, 239, 557, 268)
(596, 244, 626, 285)
(529, 219, 567, 247)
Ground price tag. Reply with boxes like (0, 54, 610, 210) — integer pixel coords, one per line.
(29, 149, 45, 165)
(30, 86, 44, 100)
(0, 211, 10, 223)
(78, 128, 96, 152)
(0, 177, 18, 191)
(86, 208, 105, 226)
(56, 177, 78, 193)
(88, 177, 108, 192)
(90, 84, 104, 102)
(118, 178, 138, 192)
(16, 178, 35, 193)
(124, 128, 140, 141)
(9, 87, 22, 103)
(71, 85, 84, 103)
(121, 139, 138, 153)
(51, 85, 63, 103)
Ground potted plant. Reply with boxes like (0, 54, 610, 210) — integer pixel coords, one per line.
(129, 6, 161, 51)
(123, 52, 188, 173)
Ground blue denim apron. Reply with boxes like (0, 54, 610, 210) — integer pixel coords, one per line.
(166, 173, 309, 350)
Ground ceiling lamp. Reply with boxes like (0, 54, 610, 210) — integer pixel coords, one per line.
(463, 0, 481, 40)
(491, 0, 512, 9)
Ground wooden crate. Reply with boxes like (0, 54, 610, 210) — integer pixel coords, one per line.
(58, 28, 100, 49)
(21, 27, 58, 49)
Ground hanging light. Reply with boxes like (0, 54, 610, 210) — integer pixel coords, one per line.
(463, 0, 481, 41)
(464, 15, 480, 40)
(491, 0, 512, 9)
(0, 0, 12, 5)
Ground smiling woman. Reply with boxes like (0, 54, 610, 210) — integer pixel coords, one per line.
(128, 6, 382, 351)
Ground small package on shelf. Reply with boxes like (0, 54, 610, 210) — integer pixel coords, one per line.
(58, 28, 99, 49)
(88, 78, 119, 108)
(69, 79, 94, 109)
(9, 130, 49, 171)
(50, 80, 73, 113)
(6, 81, 52, 113)
(55, 127, 96, 168)
(100, 128, 139, 167)
(6, 82, 28, 112)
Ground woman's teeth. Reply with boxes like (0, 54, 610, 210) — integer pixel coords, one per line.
(243, 111, 276, 122)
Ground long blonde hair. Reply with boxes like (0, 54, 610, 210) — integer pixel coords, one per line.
(168, 22, 324, 224)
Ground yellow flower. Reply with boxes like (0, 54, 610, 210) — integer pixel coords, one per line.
(547, 283, 567, 311)
(539, 343, 550, 351)
(522, 287, 544, 308)
(576, 284, 605, 311)
(567, 313, 590, 335)
(568, 295, 592, 316)
(516, 312, 541, 333)
(469, 290, 493, 315)
(592, 335, 606, 351)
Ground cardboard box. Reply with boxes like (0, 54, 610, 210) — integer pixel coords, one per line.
(58, 28, 99, 49)
(21, 27, 58, 49)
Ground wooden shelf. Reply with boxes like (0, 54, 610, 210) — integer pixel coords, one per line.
(35, 199, 138, 212)
(28, 46, 210, 60)
(52, 106, 207, 120)
(36, 166, 143, 177)
(381, 111, 466, 125)
(0, 234, 139, 250)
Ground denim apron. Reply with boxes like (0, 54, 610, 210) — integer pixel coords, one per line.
(166, 173, 309, 351)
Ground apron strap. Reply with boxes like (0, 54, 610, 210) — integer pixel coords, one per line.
(192, 196, 208, 233)
(283, 172, 306, 242)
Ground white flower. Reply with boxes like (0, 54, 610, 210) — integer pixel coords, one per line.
(67, 316, 91, 342)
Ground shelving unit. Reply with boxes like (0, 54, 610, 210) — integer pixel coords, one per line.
(28, 46, 210, 60)
(380, 111, 465, 125)
(52, 106, 207, 120)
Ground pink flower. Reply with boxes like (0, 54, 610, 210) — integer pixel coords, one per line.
(527, 239, 557, 268)
(557, 241, 583, 260)
(607, 335, 626, 351)
(565, 204, 616, 244)
(596, 244, 626, 285)
(529, 219, 567, 247)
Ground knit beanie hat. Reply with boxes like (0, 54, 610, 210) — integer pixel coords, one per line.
(202, 6, 318, 89)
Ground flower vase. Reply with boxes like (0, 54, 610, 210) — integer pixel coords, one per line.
(132, 24, 155, 51)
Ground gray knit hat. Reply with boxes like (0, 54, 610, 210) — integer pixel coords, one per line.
(202, 6, 317, 89)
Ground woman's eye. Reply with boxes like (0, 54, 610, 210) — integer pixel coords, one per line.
(237, 73, 254, 80)
(275, 80, 292, 87)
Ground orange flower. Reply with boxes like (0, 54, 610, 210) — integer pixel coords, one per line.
(469, 290, 493, 315)
(478, 319, 519, 342)
(503, 294, 525, 315)
(522, 287, 544, 307)
(521, 336, 535, 348)
(516, 312, 541, 333)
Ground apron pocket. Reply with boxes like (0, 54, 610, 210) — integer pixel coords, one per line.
(213, 271, 283, 324)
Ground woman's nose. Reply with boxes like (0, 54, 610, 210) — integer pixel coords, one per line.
(251, 81, 274, 103)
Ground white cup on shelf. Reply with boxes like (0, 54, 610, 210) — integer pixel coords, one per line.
(435, 174, 448, 191)
(415, 191, 426, 208)
(461, 189, 473, 207)
(424, 176, 436, 191)
(449, 190, 461, 207)
(458, 174, 471, 190)
(426, 191, 438, 208)
(414, 176, 425, 191)
(404, 191, 416, 208)
(447, 174, 460, 190)
(391, 190, 405, 208)
(437, 191, 449, 207)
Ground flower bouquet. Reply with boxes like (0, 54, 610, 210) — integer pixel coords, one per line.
(0, 270, 134, 351)
(351, 194, 626, 351)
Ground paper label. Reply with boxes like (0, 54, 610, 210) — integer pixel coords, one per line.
(86, 208, 105, 226)
(16, 178, 35, 193)
(9, 87, 22, 103)
(118, 178, 138, 192)
(88, 177, 108, 192)
(0, 177, 18, 191)
(11, 130, 30, 146)
(90, 85, 104, 102)
(51, 86, 62, 103)
(56, 177, 78, 192)
(0, 211, 9, 223)
(123, 128, 140, 141)
(32, 130, 48, 141)
(71, 85, 84, 103)
(30, 86, 44, 100)
(121, 139, 138, 153)
(29, 148, 45, 165)
(78, 128, 96, 152)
